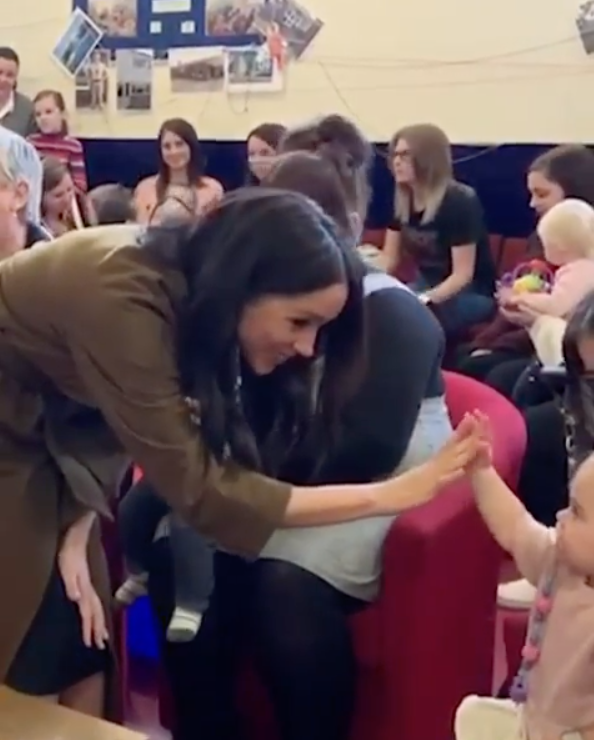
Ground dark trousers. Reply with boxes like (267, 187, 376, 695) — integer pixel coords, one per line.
(457, 351, 553, 409)
(519, 401, 568, 526)
(119, 479, 214, 613)
(147, 544, 364, 740)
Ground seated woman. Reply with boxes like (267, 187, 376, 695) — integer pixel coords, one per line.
(383, 123, 496, 338)
(40, 156, 91, 235)
(145, 115, 452, 740)
(457, 144, 594, 395)
(134, 118, 223, 223)
(246, 122, 286, 183)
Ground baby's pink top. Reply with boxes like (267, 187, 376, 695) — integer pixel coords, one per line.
(519, 258, 594, 318)
(511, 514, 594, 739)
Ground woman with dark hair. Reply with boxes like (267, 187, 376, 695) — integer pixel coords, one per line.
(246, 122, 286, 183)
(457, 144, 594, 396)
(147, 116, 452, 740)
(0, 188, 473, 722)
(134, 118, 223, 223)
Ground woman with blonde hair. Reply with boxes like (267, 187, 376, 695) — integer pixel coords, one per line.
(384, 123, 496, 336)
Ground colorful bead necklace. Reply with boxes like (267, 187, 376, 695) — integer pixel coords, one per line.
(510, 568, 556, 703)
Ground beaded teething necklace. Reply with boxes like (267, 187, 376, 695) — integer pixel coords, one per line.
(510, 568, 556, 703)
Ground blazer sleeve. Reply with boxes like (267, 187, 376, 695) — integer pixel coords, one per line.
(68, 287, 291, 556)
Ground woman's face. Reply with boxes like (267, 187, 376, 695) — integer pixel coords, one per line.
(391, 137, 415, 184)
(247, 135, 277, 182)
(160, 130, 191, 172)
(34, 95, 64, 135)
(0, 172, 26, 233)
(43, 173, 74, 217)
(238, 283, 347, 374)
(527, 170, 565, 217)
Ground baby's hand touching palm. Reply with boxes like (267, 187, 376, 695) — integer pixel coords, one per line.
(465, 411, 492, 471)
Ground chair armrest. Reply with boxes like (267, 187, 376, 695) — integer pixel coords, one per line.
(376, 480, 501, 740)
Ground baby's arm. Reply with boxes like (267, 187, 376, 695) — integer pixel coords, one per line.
(513, 271, 578, 318)
(470, 467, 555, 585)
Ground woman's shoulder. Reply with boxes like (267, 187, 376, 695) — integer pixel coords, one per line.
(135, 175, 158, 195)
(443, 180, 480, 206)
(197, 176, 224, 195)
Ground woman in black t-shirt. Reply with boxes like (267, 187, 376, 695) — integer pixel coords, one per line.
(383, 123, 496, 337)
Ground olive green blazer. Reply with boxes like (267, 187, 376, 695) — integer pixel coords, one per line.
(0, 224, 290, 683)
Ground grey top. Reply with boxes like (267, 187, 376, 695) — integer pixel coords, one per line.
(259, 273, 452, 601)
(0, 92, 35, 138)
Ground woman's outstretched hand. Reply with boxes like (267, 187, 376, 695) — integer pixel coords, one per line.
(376, 413, 482, 514)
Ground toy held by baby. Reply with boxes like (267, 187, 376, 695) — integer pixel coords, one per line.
(497, 259, 554, 308)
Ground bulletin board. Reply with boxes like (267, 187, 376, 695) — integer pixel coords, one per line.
(73, 0, 262, 53)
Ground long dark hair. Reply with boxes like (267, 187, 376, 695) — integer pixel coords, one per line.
(264, 151, 353, 240)
(279, 114, 373, 222)
(530, 145, 594, 206)
(562, 291, 594, 473)
(156, 118, 206, 202)
(142, 187, 366, 475)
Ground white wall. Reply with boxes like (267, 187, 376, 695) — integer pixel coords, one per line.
(7, 0, 591, 141)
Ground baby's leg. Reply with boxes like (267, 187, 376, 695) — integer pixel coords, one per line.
(116, 478, 171, 605)
(167, 518, 215, 643)
(455, 695, 525, 740)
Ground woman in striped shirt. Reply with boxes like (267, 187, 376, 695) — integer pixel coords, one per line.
(28, 90, 87, 192)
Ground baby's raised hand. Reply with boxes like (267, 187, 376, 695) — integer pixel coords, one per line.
(467, 410, 492, 470)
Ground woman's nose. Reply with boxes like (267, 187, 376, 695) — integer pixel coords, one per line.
(294, 330, 316, 358)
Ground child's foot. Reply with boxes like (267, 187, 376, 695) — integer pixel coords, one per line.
(497, 578, 536, 610)
(167, 608, 203, 643)
(115, 573, 148, 606)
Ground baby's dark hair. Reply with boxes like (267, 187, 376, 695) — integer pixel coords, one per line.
(88, 184, 135, 224)
(278, 115, 373, 219)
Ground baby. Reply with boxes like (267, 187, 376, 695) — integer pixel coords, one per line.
(116, 473, 215, 643)
(501, 198, 594, 319)
(455, 411, 594, 740)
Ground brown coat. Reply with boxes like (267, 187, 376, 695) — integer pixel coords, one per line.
(0, 224, 291, 684)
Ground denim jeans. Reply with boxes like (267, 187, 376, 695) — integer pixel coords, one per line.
(119, 478, 215, 613)
(411, 278, 495, 335)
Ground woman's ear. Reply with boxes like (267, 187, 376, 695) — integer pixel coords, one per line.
(14, 179, 29, 216)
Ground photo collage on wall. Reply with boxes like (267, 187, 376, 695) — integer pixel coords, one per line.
(576, 0, 594, 53)
(53, 0, 324, 111)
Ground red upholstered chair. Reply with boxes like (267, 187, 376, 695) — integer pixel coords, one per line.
(158, 372, 526, 740)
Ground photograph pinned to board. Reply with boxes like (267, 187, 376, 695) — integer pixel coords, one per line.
(169, 47, 225, 93)
(225, 44, 283, 94)
(254, 0, 323, 59)
(88, 0, 138, 36)
(205, 0, 261, 36)
(52, 8, 103, 76)
(577, 1, 594, 53)
(75, 48, 111, 111)
(115, 49, 153, 111)
(151, 0, 192, 11)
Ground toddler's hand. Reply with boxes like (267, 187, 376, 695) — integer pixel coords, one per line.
(465, 410, 492, 471)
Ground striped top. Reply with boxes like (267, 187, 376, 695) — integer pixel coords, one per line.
(28, 133, 88, 192)
(0, 125, 43, 225)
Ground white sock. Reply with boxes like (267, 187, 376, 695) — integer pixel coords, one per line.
(167, 607, 203, 643)
(115, 572, 148, 606)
